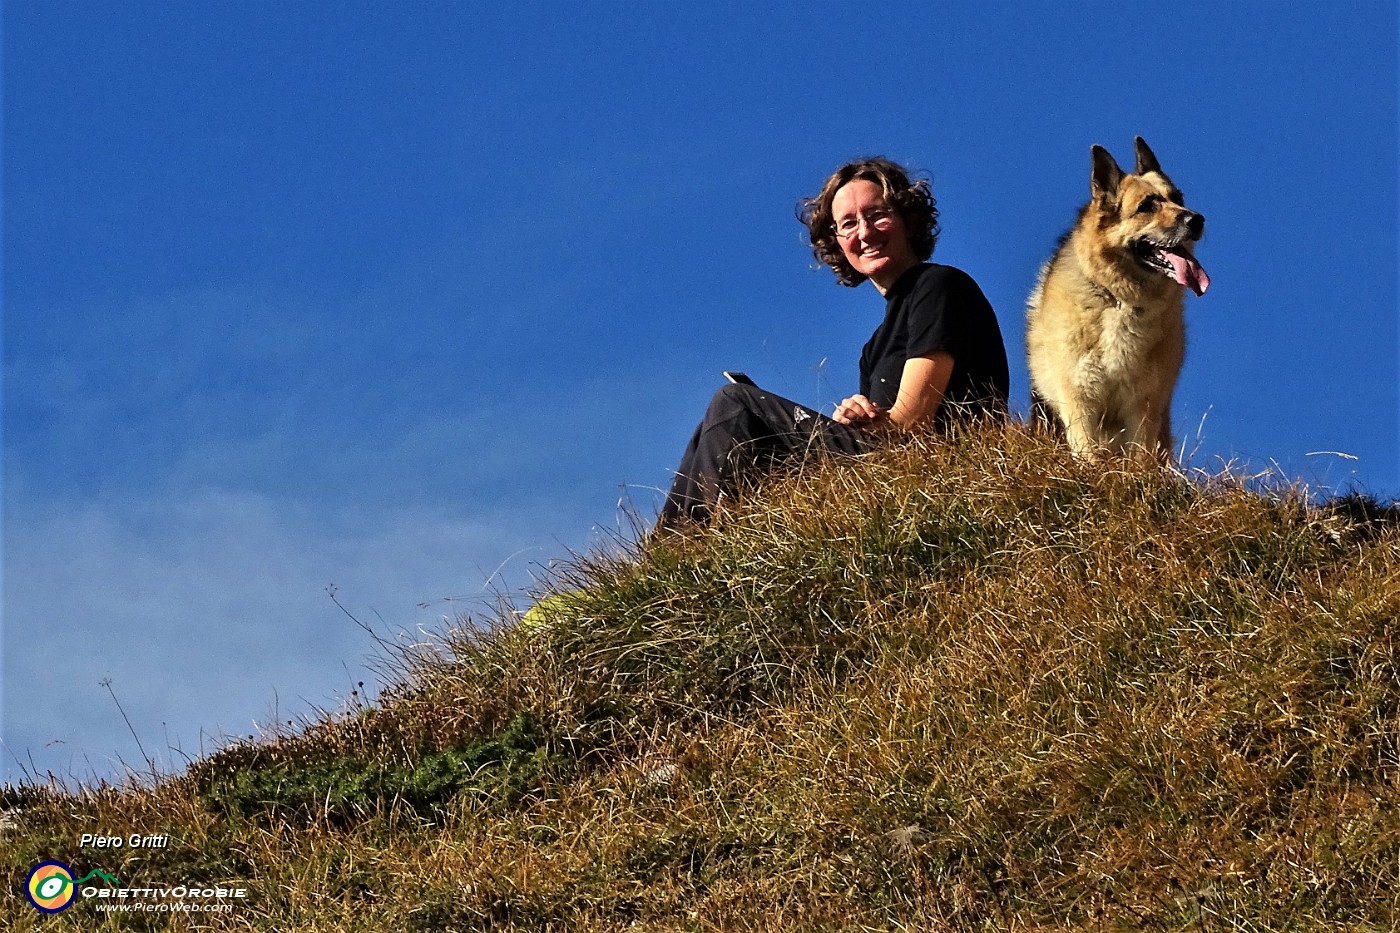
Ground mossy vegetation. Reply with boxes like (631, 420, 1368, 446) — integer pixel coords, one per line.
(197, 711, 566, 825)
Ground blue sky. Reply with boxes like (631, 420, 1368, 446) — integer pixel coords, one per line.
(4, 3, 1396, 785)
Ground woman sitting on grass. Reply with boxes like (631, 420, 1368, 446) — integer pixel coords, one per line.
(655, 156, 1011, 534)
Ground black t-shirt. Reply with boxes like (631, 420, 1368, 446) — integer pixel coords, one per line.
(859, 262, 1010, 428)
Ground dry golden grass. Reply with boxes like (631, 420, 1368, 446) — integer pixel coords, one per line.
(4, 423, 1398, 930)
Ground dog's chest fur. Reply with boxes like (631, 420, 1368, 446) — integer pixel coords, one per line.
(1080, 287, 1176, 383)
(1029, 247, 1185, 406)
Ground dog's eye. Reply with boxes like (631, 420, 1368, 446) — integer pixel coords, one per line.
(1136, 196, 1160, 214)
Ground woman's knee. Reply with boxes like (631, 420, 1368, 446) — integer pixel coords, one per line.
(705, 381, 761, 419)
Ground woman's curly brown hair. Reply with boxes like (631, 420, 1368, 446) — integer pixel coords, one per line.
(797, 157, 940, 287)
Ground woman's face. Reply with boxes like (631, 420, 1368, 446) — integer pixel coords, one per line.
(831, 179, 917, 291)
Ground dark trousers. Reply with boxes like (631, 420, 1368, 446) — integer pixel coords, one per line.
(656, 383, 874, 532)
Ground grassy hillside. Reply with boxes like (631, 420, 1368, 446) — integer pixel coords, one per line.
(4, 424, 1398, 931)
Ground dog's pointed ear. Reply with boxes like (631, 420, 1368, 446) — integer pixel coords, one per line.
(1134, 136, 1161, 175)
(1090, 145, 1124, 201)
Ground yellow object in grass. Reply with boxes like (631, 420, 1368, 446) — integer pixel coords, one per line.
(519, 591, 582, 630)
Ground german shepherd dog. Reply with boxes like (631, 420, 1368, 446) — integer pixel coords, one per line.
(1026, 137, 1209, 461)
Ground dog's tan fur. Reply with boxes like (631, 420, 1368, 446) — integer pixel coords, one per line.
(1026, 137, 1208, 461)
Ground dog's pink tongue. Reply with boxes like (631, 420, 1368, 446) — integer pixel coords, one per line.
(1162, 247, 1210, 296)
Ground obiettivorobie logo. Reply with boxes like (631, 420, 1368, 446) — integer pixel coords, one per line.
(24, 860, 249, 915)
(25, 861, 123, 913)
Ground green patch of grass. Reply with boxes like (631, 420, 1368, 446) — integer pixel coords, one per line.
(199, 711, 567, 824)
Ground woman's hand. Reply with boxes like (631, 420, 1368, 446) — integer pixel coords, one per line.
(836, 354, 956, 432)
(833, 394, 887, 426)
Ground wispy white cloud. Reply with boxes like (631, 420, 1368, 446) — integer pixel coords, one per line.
(2, 481, 601, 785)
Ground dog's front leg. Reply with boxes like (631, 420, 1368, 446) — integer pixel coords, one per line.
(1060, 404, 1108, 460)
(1124, 408, 1171, 464)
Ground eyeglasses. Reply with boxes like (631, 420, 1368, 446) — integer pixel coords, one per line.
(833, 208, 896, 240)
